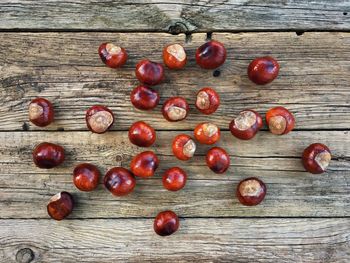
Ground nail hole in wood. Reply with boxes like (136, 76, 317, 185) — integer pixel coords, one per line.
(343, 12, 348, 15)
(206, 32, 213, 41)
(213, 70, 221, 77)
(22, 122, 29, 131)
(16, 248, 34, 263)
(185, 33, 192, 44)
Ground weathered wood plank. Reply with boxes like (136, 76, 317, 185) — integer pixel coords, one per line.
(0, 1, 349, 31)
(0, 219, 349, 262)
(0, 131, 349, 218)
(1, 131, 349, 163)
(0, 32, 349, 131)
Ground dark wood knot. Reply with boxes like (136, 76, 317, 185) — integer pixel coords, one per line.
(168, 22, 189, 35)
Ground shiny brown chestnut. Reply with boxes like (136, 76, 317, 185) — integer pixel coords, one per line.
(47, 191, 74, 220)
(236, 177, 266, 206)
(195, 40, 226, 69)
(104, 167, 136, 196)
(195, 87, 220, 115)
(154, 210, 179, 236)
(266, 106, 295, 135)
(248, 56, 279, 85)
(128, 121, 156, 147)
(172, 134, 196, 161)
(130, 85, 159, 110)
(73, 163, 100, 191)
(33, 142, 65, 169)
(229, 110, 263, 140)
(302, 143, 331, 174)
(130, 151, 159, 178)
(135, 60, 164, 86)
(206, 147, 230, 174)
(86, 105, 114, 134)
(162, 167, 187, 191)
(162, 97, 189, 122)
(98, 43, 128, 68)
(163, 44, 187, 69)
(194, 122, 220, 145)
(28, 97, 54, 127)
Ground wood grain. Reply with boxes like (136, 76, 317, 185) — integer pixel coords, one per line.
(1, 2, 349, 262)
(0, 1, 349, 31)
(0, 32, 349, 131)
(0, 218, 349, 262)
(0, 131, 348, 218)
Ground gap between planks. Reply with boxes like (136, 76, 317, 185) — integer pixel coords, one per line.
(1, 216, 350, 220)
(6, 128, 350, 132)
(0, 29, 349, 33)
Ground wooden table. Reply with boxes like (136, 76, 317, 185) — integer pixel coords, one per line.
(0, 1, 349, 262)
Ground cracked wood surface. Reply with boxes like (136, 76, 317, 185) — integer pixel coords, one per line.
(0, 0, 349, 32)
(0, 32, 349, 131)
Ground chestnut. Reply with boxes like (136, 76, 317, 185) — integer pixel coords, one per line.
(229, 110, 263, 140)
(73, 163, 100, 191)
(302, 143, 331, 174)
(162, 97, 189, 122)
(130, 151, 159, 178)
(172, 134, 196, 161)
(194, 122, 220, 145)
(86, 105, 114, 134)
(162, 167, 187, 191)
(98, 42, 128, 68)
(266, 106, 295, 135)
(135, 60, 164, 86)
(32, 142, 65, 169)
(28, 97, 54, 127)
(130, 85, 159, 110)
(47, 191, 74, 220)
(128, 121, 156, 147)
(104, 167, 136, 196)
(195, 87, 220, 115)
(195, 40, 226, 69)
(236, 177, 266, 206)
(206, 147, 230, 174)
(163, 44, 187, 69)
(153, 210, 179, 236)
(248, 56, 279, 85)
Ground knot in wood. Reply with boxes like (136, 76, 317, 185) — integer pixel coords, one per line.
(16, 248, 35, 263)
(168, 22, 188, 35)
(115, 155, 123, 162)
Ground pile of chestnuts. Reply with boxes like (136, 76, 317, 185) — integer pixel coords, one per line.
(28, 39, 332, 237)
